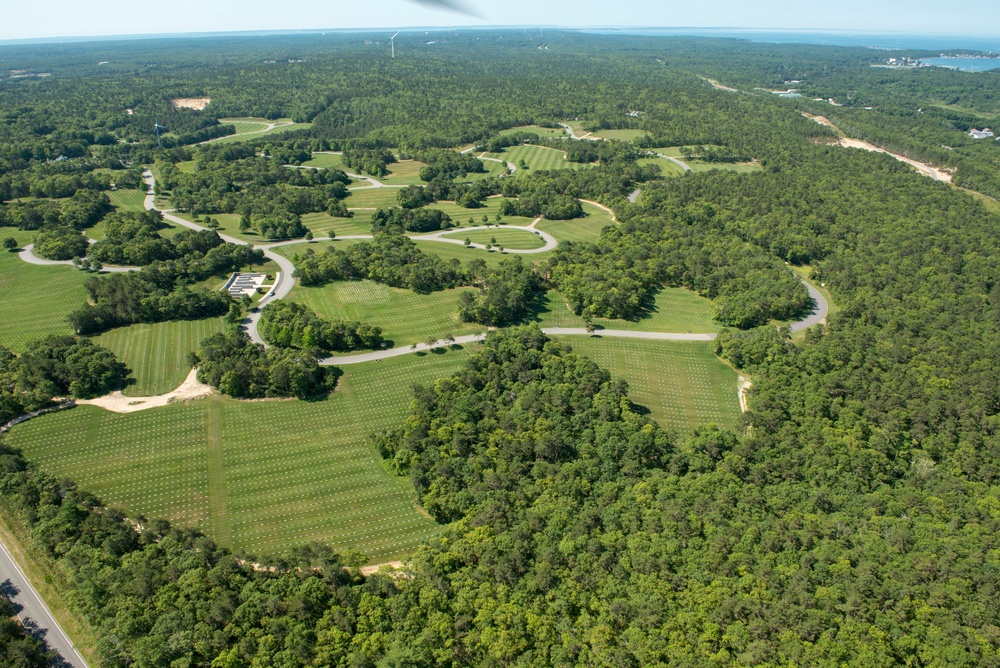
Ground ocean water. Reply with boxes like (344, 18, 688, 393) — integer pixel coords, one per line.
(920, 57, 1000, 72)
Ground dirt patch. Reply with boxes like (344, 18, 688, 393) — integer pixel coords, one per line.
(360, 561, 405, 577)
(76, 369, 213, 414)
(170, 97, 211, 110)
(838, 138, 953, 182)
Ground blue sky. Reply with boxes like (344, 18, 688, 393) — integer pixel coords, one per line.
(2, 0, 999, 41)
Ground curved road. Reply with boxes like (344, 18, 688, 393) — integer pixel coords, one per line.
(19, 243, 138, 273)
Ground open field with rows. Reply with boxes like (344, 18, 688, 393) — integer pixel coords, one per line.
(344, 187, 405, 210)
(106, 188, 147, 212)
(0, 231, 87, 352)
(289, 280, 483, 347)
(94, 318, 227, 396)
(442, 227, 546, 250)
(300, 212, 374, 237)
(484, 145, 592, 174)
(376, 159, 429, 186)
(6, 347, 476, 561)
(556, 336, 740, 432)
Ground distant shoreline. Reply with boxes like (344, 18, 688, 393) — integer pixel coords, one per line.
(0, 27, 998, 52)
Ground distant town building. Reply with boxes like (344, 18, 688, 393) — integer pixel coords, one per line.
(969, 128, 995, 139)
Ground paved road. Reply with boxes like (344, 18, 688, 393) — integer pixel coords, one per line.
(658, 153, 693, 173)
(790, 278, 830, 332)
(0, 538, 88, 668)
(18, 244, 138, 273)
(628, 189, 642, 203)
(321, 328, 716, 366)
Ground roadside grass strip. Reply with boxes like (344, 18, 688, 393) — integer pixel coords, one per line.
(442, 228, 546, 250)
(637, 156, 688, 177)
(6, 348, 475, 562)
(95, 318, 227, 396)
(686, 160, 762, 174)
(557, 337, 740, 433)
(592, 129, 649, 141)
(0, 233, 87, 352)
(291, 280, 483, 347)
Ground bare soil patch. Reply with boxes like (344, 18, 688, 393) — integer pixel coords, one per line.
(170, 97, 211, 110)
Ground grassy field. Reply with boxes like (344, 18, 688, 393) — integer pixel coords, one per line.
(208, 118, 313, 144)
(592, 129, 649, 142)
(0, 231, 87, 351)
(106, 188, 147, 212)
(345, 187, 405, 210)
(377, 160, 429, 186)
(638, 156, 688, 177)
(532, 288, 720, 334)
(442, 228, 546, 250)
(686, 160, 762, 174)
(300, 212, 374, 237)
(534, 201, 616, 243)
(414, 239, 553, 268)
(485, 145, 591, 174)
(95, 318, 227, 396)
(289, 280, 483, 347)
(499, 125, 568, 139)
(426, 198, 535, 227)
(557, 337, 740, 432)
(6, 347, 476, 561)
(303, 153, 348, 170)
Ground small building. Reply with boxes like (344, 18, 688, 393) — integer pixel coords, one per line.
(970, 128, 995, 139)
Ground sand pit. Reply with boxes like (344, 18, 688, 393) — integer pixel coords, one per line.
(170, 97, 211, 110)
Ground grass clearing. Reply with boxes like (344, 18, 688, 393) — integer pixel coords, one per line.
(485, 145, 591, 174)
(532, 288, 720, 334)
(686, 160, 762, 174)
(591, 129, 649, 142)
(414, 239, 553, 268)
(345, 188, 404, 210)
(638, 156, 688, 177)
(300, 212, 374, 237)
(0, 231, 87, 351)
(426, 198, 535, 227)
(290, 280, 483, 347)
(94, 318, 227, 396)
(557, 337, 740, 432)
(208, 118, 313, 144)
(536, 208, 614, 244)
(499, 125, 568, 139)
(106, 188, 147, 212)
(379, 159, 429, 186)
(6, 347, 476, 561)
(442, 228, 545, 250)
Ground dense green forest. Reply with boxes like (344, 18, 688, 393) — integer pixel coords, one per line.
(2, 29, 1000, 666)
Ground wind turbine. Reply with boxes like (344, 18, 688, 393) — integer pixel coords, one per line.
(153, 119, 166, 148)
(390, 31, 400, 58)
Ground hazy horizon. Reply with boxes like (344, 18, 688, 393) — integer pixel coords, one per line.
(3, 0, 999, 44)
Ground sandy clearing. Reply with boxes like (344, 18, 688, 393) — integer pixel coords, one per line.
(738, 377, 751, 414)
(360, 561, 406, 576)
(838, 138, 953, 182)
(76, 369, 213, 414)
(170, 97, 211, 110)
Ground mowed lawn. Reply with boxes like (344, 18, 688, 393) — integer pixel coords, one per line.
(208, 118, 313, 144)
(557, 337, 741, 432)
(289, 280, 483, 347)
(532, 288, 720, 334)
(536, 202, 616, 243)
(6, 347, 476, 561)
(344, 188, 404, 210)
(106, 188, 147, 212)
(484, 145, 592, 174)
(95, 318, 227, 396)
(442, 228, 546, 250)
(499, 125, 567, 139)
(0, 232, 87, 351)
(591, 129, 649, 142)
(426, 198, 535, 227)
